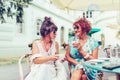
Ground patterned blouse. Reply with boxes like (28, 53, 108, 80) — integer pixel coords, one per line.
(69, 36, 99, 74)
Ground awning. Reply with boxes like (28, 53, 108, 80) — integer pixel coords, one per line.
(51, 0, 119, 11)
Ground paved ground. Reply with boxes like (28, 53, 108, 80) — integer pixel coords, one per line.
(0, 63, 28, 80)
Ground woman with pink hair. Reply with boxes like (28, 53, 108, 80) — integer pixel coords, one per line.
(66, 18, 99, 80)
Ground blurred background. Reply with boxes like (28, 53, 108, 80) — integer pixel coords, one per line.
(0, 0, 120, 80)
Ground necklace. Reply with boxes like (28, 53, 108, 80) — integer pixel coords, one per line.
(43, 39, 52, 56)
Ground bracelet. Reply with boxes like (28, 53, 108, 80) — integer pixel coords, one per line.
(84, 54, 90, 59)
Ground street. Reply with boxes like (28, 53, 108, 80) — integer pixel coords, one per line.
(0, 63, 28, 80)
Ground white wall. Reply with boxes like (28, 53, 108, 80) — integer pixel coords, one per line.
(0, 0, 73, 56)
(92, 11, 120, 47)
(1, 1, 119, 56)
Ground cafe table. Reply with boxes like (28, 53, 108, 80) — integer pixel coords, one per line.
(83, 58, 120, 80)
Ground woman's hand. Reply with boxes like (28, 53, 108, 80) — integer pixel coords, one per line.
(72, 42, 81, 50)
(50, 54, 59, 61)
(59, 57, 67, 62)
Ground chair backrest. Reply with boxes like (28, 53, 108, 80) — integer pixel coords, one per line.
(18, 53, 70, 80)
(103, 48, 110, 58)
(18, 53, 32, 80)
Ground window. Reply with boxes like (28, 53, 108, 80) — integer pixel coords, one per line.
(36, 19, 42, 35)
(60, 27, 64, 44)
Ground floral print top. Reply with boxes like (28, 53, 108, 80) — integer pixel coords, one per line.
(69, 36, 99, 72)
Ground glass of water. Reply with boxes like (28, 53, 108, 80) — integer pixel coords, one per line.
(110, 47, 118, 64)
(72, 36, 79, 44)
(116, 47, 120, 63)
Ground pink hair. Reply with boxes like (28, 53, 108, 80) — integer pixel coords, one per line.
(73, 18, 91, 34)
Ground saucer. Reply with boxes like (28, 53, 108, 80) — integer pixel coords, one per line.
(89, 59, 104, 64)
(99, 58, 110, 61)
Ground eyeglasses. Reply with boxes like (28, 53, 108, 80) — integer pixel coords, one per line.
(73, 26, 79, 30)
(53, 30, 57, 34)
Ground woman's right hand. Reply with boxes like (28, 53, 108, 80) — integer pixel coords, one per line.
(72, 42, 81, 50)
(50, 54, 59, 61)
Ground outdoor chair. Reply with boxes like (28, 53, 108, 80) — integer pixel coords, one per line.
(18, 53, 70, 80)
(18, 53, 32, 80)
